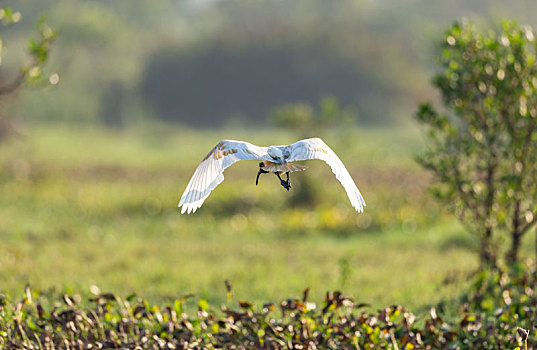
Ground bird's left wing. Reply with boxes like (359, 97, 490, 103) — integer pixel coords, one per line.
(288, 138, 366, 212)
(179, 140, 268, 214)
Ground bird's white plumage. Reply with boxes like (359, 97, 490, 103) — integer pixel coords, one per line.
(288, 138, 366, 212)
(178, 140, 269, 214)
(178, 138, 366, 214)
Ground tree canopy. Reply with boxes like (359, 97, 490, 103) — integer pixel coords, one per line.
(417, 20, 537, 267)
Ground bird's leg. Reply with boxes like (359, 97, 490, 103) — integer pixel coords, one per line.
(275, 172, 291, 191)
(256, 162, 269, 185)
(285, 172, 290, 188)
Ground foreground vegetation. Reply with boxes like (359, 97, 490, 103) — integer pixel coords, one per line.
(1, 265, 535, 349)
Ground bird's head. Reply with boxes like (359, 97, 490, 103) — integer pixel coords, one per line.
(259, 162, 265, 168)
(267, 147, 284, 162)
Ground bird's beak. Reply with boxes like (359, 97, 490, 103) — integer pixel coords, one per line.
(256, 170, 262, 185)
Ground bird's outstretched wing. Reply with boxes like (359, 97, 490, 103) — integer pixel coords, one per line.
(288, 138, 366, 212)
(179, 140, 268, 214)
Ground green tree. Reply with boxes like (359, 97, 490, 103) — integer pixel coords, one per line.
(0, 5, 56, 136)
(416, 20, 537, 267)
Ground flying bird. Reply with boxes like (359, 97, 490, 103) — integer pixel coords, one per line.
(178, 138, 366, 214)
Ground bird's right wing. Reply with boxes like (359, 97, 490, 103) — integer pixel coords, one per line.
(288, 138, 366, 212)
(179, 140, 268, 214)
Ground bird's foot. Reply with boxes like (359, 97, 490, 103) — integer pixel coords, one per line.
(284, 172, 291, 191)
(276, 171, 291, 191)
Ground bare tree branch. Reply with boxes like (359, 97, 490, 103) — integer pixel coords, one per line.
(0, 73, 24, 96)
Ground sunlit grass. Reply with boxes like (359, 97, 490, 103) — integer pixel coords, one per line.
(0, 123, 479, 312)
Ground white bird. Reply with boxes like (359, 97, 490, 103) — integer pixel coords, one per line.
(178, 138, 366, 214)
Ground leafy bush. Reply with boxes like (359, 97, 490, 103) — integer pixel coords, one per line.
(2, 268, 536, 349)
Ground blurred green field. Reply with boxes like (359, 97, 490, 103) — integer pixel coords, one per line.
(0, 123, 480, 312)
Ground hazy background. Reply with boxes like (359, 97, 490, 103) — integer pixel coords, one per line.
(2, 0, 537, 310)
(4, 0, 537, 127)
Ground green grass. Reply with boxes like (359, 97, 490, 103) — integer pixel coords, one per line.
(0, 123, 479, 312)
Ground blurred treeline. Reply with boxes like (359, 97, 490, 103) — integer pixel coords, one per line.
(3, 0, 537, 127)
